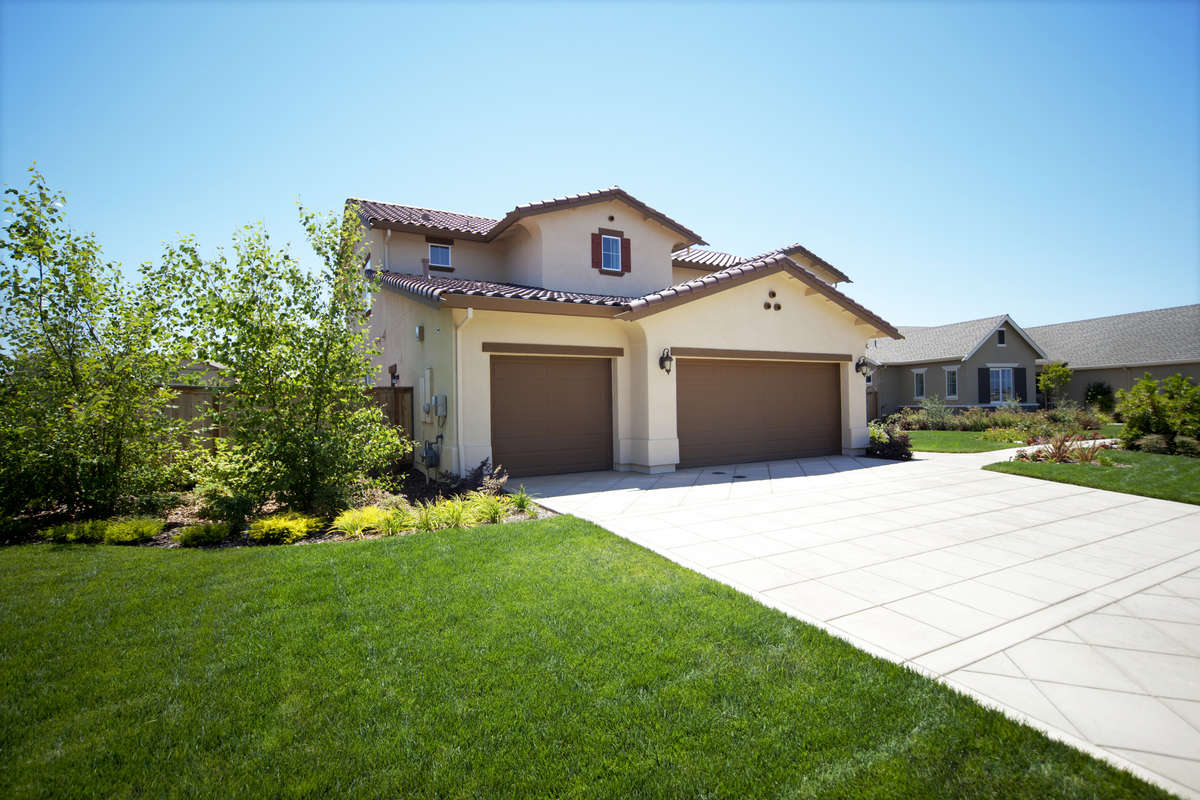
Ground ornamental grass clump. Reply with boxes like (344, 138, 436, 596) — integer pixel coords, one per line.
(247, 512, 322, 545)
(437, 496, 473, 530)
(174, 522, 230, 548)
(103, 516, 165, 545)
(411, 501, 442, 533)
(330, 506, 387, 539)
(508, 486, 535, 515)
(468, 491, 513, 525)
(377, 505, 416, 536)
(41, 520, 108, 544)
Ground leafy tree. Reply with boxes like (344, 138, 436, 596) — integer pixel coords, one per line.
(1037, 361, 1073, 408)
(0, 167, 192, 517)
(1083, 381, 1114, 414)
(1116, 373, 1200, 452)
(165, 204, 408, 514)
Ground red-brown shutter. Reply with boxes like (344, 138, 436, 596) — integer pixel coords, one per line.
(621, 237, 631, 273)
(591, 233, 602, 269)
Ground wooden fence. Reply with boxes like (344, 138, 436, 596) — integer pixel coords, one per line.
(166, 385, 414, 464)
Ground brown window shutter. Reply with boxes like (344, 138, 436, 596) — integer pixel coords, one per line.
(591, 233, 602, 269)
(978, 368, 990, 403)
(621, 237, 631, 273)
(1014, 367, 1027, 403)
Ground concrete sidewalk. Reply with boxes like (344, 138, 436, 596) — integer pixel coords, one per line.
(520, 449, 1200, 798)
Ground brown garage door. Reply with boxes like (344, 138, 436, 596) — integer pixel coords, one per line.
(490, 355, 613, 477)
(676, 358, 841, 467)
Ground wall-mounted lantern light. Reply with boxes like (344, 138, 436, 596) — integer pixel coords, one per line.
(388, 364, 399, 387)
(659, 347, 674, 375)
(854, 356, 876, 378)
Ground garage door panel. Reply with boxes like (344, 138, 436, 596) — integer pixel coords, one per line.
(490, 356, 613, 477)
(677, 359, 841, 467)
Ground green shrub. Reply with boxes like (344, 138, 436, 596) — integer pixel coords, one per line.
(41, 520, 108, 544)
(175, 522, 230, 547)
(247, 512, 322, 545)
(195, 441, 264, 529)
(953, 407, 993, 432)
(1118, 373, 1200, 450)
(979, 427, 1027, 443)
(866, 420, 912, 460)
(919, 396, 951, 431)
(988, 405, 1025, 429)
(1175, 436, 1200, 458)
(330, 506, 387, 539)
(509, 486, 535, 515)
(104, 516, 165, 545)
(1134, 434, 1171, 454)
(1085, 381, 1115, 414)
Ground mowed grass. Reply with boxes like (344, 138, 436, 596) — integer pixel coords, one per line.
(908, 430, 1017, 452)
(0, 518, 1171, 799)
(986, 449, 1200, 505)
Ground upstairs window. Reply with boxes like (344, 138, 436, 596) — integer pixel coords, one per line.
(601, 235, 622, 272)
(997, 328, 1006, 346)
(429, 243, 452, 268)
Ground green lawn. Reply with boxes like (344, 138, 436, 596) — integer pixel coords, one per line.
(0, 519, 1170, 799)
(908, 430, 1019, 452)
(985, 449, 1200, 505)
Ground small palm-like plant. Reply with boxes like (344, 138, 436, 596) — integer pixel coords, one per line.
(1043, 433, 1077, 464)
(509, 486, 535, 515)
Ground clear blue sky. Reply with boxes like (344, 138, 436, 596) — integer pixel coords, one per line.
(2, 1, 1197, 326)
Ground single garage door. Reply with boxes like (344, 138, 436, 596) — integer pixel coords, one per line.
(676, 358, 841, 468)
(490, 355, 613, 477)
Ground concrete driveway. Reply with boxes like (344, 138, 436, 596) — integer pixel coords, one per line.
(519, 449, 1200, 798)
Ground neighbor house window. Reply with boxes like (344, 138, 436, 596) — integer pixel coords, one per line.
(913, 370, 926, 399)
(429, 243, 452, 268)
(997, 329, 1006, 346)
(990, 367, 1014, 403)
(864, 372, 873, 387)
(600, 235, 622, 271)
(945, 367, 958, 399)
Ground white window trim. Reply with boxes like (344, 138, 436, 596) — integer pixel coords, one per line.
(911, 368, 927, 400)
(997, 328, 1007, 347)
(428, 243, 452, 268)
(943, 365, 959, 400)
(600, 234, 622, 272)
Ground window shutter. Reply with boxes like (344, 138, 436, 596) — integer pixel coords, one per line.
(591, 233, 602, 269)
(978, 368, 990, 404)
(1014, 367, 1027, 403)
(621, 237, 631, 273)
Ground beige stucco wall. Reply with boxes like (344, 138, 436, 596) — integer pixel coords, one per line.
(364, 198, 684, 297)
(369, 267, 880, 476)
(1055, 362, 1200, 405)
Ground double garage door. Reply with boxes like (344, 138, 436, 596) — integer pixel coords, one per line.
(489, 355, 841, 477)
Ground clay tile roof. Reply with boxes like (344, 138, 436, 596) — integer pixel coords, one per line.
(371, 271, 633, 307)
(741, 242, 852, 284)
(351, 199, 498, 236)
(671, 246, 745, 269)
(350, 186, 706, 247)
(623, 254, 901, 338)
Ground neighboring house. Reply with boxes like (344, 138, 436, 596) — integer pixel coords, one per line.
(865, 315, 1045, 417)
(352, 186, 900, 477)
(1026, 305, 1200, 404)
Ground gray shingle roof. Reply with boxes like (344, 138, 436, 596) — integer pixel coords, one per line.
(1027, 305, 1200, 369)
(867, 315, 1008, 364)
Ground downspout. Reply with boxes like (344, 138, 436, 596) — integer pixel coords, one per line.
(454, 307, 475, 476)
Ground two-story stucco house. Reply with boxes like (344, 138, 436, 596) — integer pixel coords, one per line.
(353, 187, 900, 477)
(864, 315, 1045, 418)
